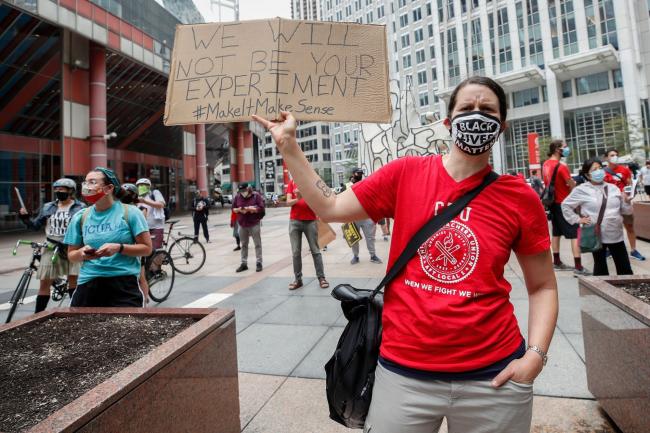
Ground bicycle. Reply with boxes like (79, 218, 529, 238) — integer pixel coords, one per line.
(144, 246, 175, 303)
(162, 219, 206, 275)
(5, 240, 69, 323)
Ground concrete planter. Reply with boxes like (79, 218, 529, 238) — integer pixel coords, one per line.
(633, 201, 650, 241)
(0, 308, 240, 433)
(578, 276, 650, 433)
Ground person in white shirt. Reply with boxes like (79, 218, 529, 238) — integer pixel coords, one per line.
(638, 160, 650, 196)
(136, 178, 166, 249)
(562, 158, 633, 276)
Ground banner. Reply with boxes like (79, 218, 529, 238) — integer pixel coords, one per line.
(164, 18, 391, 125)
(527, 132, 540, 171)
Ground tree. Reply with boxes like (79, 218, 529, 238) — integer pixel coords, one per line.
(603, 114, 650, 162)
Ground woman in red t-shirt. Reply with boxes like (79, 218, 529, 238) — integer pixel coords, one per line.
(253, 76, 558, 433)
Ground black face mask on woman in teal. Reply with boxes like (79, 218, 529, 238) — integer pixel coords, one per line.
(451, 111, 502, 156)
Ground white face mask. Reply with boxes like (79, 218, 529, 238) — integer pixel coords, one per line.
(241, 191, 251, 198)
(609, 156, 619, 164)
(451, 111, 502, 155)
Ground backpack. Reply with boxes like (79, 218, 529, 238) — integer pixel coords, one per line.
(540, 163, 561, 208)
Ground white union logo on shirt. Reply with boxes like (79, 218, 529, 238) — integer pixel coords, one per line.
(417, 220, 479, 284)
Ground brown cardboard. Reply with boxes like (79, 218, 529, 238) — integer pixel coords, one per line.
(164, 18, 391, 125)
(317, 220, 336, 247)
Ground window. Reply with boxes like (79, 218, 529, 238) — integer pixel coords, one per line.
(322, 138, 331, 149)
(562, 80, 572, 97)
(401, 33, 410, 48)
(321, 125, 329, 134)
(323, 153, 331, 161)
(414, 28, 424, 43)
(366, 11, 373, 22)
(355, 0, 361, 11)
(430, 45, 436, 59)
(447, 0, 455, 19)
(447, 28, 460, 85)
(437, 0, 444, 22)
(516, 2, 526, 66)
(377, 5, 385, 18)
(512, 87, 540, 107)
(416, 49, 426, 63)
(497, 8, 513, 73)
(559, 0, 578, 55)
(470, 18, 484, 75)
(576, 71, 610, 95)
(428, 23, 434, 37)
(426, 3, 432, 16)
(417, 70, 428, 85)
(345, 5, 352, 16)
(600, 0, 618, 49)
(344, 131, 350, 143)
(399, 0, 407, 7)
(431, 67, 437, 81)
(402, 54, 412, 68)
(527, 0, 544, 66)
(400, 13, 409, 27)
(394, 40, 398, 52)
(461, 0, 467, 13)
(264, 148, 273, 157)
(419, 92, 429, 107)
(413, 7, 422, 22)
(488, 13, 496, 74)
(548, 0, 559, 58)
(613, 69, 623, 88)
(542, 85, 547, 102)
(585, 0, 597, 49)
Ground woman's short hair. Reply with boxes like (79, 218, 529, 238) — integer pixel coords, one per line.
(447, 76, 508, 122)
(580, 157, 603, 178)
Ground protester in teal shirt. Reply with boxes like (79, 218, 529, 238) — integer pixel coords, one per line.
(65, 167, 152, 307)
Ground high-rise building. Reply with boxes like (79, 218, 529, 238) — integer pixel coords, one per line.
(321, 0, 650, 174)
(258, 0, 334, 193)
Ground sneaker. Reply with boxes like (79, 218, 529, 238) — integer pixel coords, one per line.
(233, 245, 241, 251)
(350, 256, 360, 265)
(573, 268, 592, 277)
(370, 255, 383, 264)
(383, 236, 389, 242)
(236, 264, 248, 272)
(553, 262, 572, 271)
(631, 250, 647, 261)
(256, 263, 263, 272)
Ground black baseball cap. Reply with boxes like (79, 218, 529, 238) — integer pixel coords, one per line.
(352, 167, 363, 173)
(238, 182, 249, 190)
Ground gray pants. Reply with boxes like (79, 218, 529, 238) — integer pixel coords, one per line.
(352, 219, 376, 257)
(364, 363, 533, 433)
(289, 219, 325, 280)
(239, 223, 262, 265)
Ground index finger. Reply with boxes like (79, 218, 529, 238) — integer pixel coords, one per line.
(251, 114, 272, 130)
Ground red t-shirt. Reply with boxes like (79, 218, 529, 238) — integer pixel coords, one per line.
(542, 159, 571, 203)
(286, 180, 317, 220)
(352, 156, 550, 372)
(604, 164, 631, 191)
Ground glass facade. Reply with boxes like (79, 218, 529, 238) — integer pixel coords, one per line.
(559, 0, 578, 55)
(599, 0, 618, 49)
(470, 18, 485, 76)
(497, 8, 513, 73)
(504, 116, 551, 174)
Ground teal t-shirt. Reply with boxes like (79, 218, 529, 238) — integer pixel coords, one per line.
(64, 202, 149, 285)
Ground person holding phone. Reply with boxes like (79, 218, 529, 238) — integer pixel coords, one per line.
(64, 167, 151, 307)
(232, 183, 265, 272)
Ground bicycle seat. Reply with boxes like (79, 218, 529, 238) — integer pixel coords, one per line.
(167, 219, 180, 225)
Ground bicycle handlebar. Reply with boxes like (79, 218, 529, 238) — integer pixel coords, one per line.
(12, 240, 56, 259)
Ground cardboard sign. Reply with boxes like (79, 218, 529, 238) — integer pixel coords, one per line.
(317, 220, 337, 247)
(341, 222, 362, 247)
(164, 18, 391, 125)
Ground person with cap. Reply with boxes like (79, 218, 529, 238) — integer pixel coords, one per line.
(136, 178, 166, 250)
(64, 167, 151, 307)
(348, 167, 383, 265)
(192, 190, 211, 243)
(18, 178, 85, 312)
(232, 183, 265, 272)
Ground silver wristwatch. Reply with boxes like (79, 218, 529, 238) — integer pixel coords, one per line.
(527, 345, 548, 366)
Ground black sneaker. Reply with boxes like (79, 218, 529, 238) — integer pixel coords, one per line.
(256, 263, 263, 272)
(236, 264, 248, 272)
(233, 245, 241, 251)
(370, 255, 383, 264)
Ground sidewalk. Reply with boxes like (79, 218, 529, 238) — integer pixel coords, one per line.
(2, 205, 648, 431)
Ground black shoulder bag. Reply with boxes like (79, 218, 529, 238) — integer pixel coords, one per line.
(325, 171, 499, 429)
(540, 163, 560, 208)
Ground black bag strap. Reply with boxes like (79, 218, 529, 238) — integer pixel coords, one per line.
(370, 171, 499, 298)
(549, 162, 560, 186)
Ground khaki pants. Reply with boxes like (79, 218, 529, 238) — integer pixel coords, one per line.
(364, 363, 533, 433)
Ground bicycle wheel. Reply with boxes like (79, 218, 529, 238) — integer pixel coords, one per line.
(6, 270, 31, 324)
(168, 237, 206, 274)
(147, 250, 175, 303)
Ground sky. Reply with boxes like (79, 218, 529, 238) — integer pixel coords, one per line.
(194, 0, 291, 22)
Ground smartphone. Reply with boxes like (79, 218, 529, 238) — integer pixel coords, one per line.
(84, 248, 97, 256)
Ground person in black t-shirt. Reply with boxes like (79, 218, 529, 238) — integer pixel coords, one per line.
(192, 191, 211, 243)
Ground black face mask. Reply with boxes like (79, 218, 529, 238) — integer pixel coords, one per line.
(55, 191, 70, 201)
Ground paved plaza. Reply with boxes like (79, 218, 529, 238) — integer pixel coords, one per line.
(2, 205, 647, 432)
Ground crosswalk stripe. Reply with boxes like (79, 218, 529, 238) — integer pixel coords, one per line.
(0, 295, 37, 311)
(182, 293, 232, 308)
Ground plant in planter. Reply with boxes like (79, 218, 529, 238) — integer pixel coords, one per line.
(0, 308, 240, 433)
(579, 275, 650, 433)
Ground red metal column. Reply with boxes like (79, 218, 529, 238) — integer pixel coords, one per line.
(89, 43, 107, 168)
(236, 123, 245, 183)
(195, 124, 208, 197)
